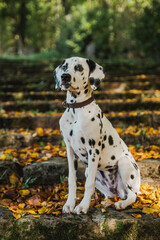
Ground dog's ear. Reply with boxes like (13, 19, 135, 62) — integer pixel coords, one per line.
(86, 59, 105, 90)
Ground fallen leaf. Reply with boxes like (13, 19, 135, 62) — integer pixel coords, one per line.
(131, 213, 142, 218)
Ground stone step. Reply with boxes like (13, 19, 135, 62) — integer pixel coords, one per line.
(0, 205, 160, 240)
(1, 73, 160, 85)
(1, 99, 160, 112)
(0, 132, 160, 149)
(0, 112, 159, 129)
(1, 89, 160, 102)
(0, 157, 159, 186)
(1, 80, 160, 92)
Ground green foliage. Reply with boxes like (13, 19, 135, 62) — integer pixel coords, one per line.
(0, 0, 159, 63)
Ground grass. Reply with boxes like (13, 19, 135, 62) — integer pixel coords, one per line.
(0, 50, 160, 67)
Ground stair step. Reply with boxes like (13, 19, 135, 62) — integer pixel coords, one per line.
(0, 132, 160, 149)
(0, 112, 159, 128)
(1, 99, 160, 112)
(0, 157, 159, 186)
(0, 205, 160, 240)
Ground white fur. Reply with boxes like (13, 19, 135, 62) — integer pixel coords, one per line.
(54, 57, 141, 214)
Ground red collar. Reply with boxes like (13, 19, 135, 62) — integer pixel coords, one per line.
(63, 95, 94, 108)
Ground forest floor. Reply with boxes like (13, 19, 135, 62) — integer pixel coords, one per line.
(0, 59, 160, 240)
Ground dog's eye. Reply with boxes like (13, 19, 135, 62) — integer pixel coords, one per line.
(62, 63, 68, 71)
(74, 64, 83, 72)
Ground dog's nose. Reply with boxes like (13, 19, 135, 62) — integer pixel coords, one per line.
(61, 73, 71, 82)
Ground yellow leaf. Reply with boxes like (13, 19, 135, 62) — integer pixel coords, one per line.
(18, 203, 25, 209)
(26, 209, 37, 215)
(0, 154, 7, 160)
(35, 128, 44, 136)
(52, 211, 61, 216)
(101, 208, 107, 213)
(19, 189, 30, 197)
(90, 201, 96, 207)
(9, 173, 19, 185)
(33, 215, 41, 218)
(94, 204, 101, 208)
(142, 207, 158, 214)
(30, 152, 39, 158)
(5, 149, 14, 154)
(38, 207, 48, 214)
(131, 213, 142, 218)
(13, 213, 21, 220)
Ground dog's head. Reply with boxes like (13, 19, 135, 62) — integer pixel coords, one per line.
(54, 57, 105, 93)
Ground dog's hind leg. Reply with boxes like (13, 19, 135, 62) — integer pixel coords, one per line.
(115, 157, 141, 210)
(95, 170, 114, 198)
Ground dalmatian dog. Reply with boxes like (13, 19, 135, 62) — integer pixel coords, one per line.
(54, 57, 141, 214)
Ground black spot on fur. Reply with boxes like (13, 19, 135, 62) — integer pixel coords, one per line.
(84, 84, 88, 89)
(127, 184, 133, 191)
(111, 155, 115, 160)
(81, 153, 86, 157)
(95, 149, 99, 155)
(70, 130, 73, 136)
(59, 60, 65, 68)
(74, 64, 84, 72)
(131, 161, 139, 171)
(86, 59, 96, 74)
(74, 160, 78, 171)
(94, 79, 100, 87)
(100, 170, 105, 179)
(131, 174, 134, 179)
(89, 77, 94, 85)
(72, 93, 77, 98)
(98, 164, 101, 168)
(98, 141, 101, 146)
(91, 117, 95, 121)
(84, 89, 88, 94)
(102, 144, 105, 150)
(73, 77, 76, 82)
(92, 158, 95, 162)
(103, 135, 107, 141)
(81, 137, 85, 144)
(89, 139, 95, 147)
(97, 113, 101, 119)
(108, 135, 114, 145)
(89, 149, 92, 155)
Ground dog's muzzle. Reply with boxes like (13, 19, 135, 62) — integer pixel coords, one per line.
(61, 73, 71, 88)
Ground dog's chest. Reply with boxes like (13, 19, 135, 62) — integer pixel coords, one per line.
(60, 111, 88, 160)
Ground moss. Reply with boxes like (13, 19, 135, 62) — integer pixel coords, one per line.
(102, 221, 139, 240)
(53, 221, 79, 240)
(3, 220, 54, 240)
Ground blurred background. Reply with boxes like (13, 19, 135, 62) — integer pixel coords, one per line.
(0, 0, 160, 64)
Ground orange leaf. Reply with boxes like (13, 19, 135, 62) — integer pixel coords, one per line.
(9, 173, 19, 185)
(131, 213, 142, 218)
(0, 199, 12, 207)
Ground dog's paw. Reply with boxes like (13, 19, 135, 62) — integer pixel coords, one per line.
(74, 203, 89, 214)
(114, 200, 126, 210)
(63, 201, 75, 214)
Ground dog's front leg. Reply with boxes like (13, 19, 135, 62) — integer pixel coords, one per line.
(74, 155, 98, 214)
(63, 145, 77, 213)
